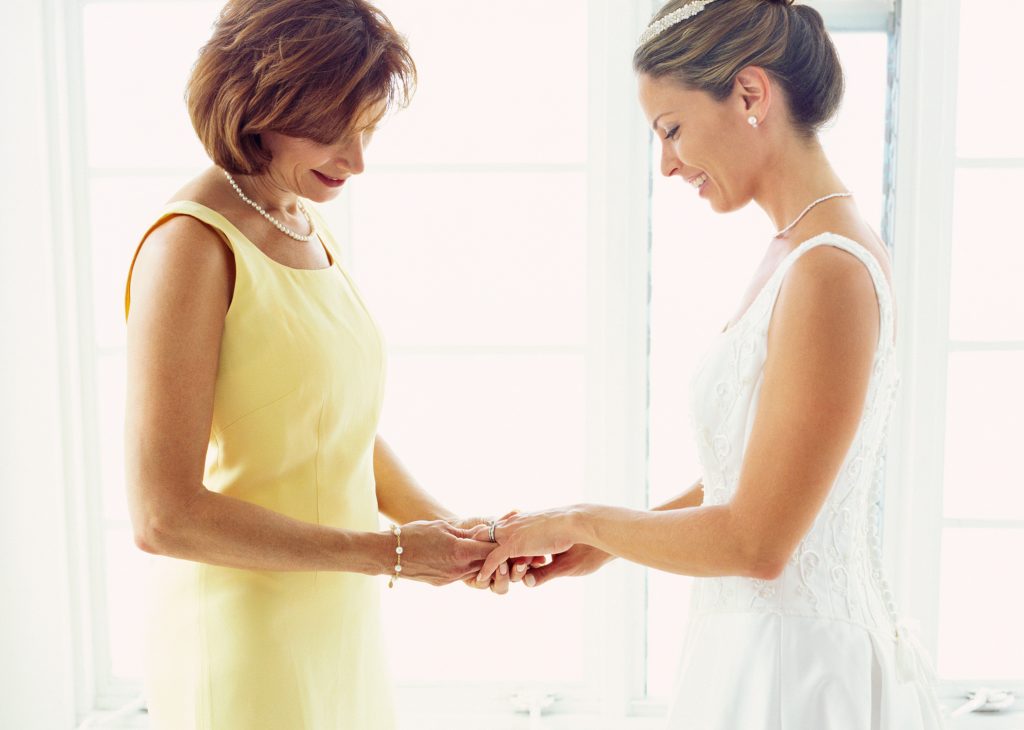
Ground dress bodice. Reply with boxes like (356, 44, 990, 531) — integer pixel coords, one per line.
(687, 233, 903, 637)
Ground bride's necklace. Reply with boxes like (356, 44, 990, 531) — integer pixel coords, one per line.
(223, 169, 317, 242)
(775, 192, 852, 238)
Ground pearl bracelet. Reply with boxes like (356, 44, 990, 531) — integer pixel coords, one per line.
(387, 524, 403, 588)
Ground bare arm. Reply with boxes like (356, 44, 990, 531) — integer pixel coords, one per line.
(478, 246, 880, 582)
(125, 217, 490, 583)
(522, 477, 705, 587)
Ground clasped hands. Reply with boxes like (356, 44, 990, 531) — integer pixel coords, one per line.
(390, 507, 613, 594)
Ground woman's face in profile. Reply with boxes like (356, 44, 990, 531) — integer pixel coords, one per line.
(260, 129, 368, 203)
(260, 100, 386, 203)
(637, 73, 754, 214)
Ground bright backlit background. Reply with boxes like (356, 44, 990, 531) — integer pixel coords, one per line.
(4, 0, 1022, 728)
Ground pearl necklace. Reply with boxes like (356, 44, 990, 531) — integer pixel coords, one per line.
(775, 192, 852, 238)
(222, 169, 317, 242)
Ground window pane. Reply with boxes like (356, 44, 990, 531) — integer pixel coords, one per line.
(948, 169, 1024, 342)
(369, 1, 588, 165)
(942, 352, 1024, 521)
(97, 352, 129, 523)
(937, 528, 1024, 679)
(821, 32, 888, 228)
(104, 527, 149, 680)
(83, 2, 218, 168)
(956, 0, 1024, 158)
(646, 31, 888, 697)
(350, 172, 588, 348)
(379, 354, 586, 526)
(379, 353, 587, 682)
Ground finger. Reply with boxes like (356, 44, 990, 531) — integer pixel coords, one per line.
(466, 524, 495, 543)
(460, 537, 499, 561)
(509, 559, 531, 583)
(490, 561, 510, 595)
(448, 525, 478, 540)
(459, 567, 488, 584)
(529, 555, 549, 567)
(523, 557, 567, 588)
(475, 546, 511, 585)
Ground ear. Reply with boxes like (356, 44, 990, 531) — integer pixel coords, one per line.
(734, 66, 773, 123)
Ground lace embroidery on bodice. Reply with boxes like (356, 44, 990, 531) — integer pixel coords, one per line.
(687, 233, 903, 638)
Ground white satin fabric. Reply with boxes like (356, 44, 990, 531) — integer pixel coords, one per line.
(667, 234, 947, 729)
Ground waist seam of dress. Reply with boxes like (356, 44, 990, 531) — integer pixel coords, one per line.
(690, 606, 897, 642)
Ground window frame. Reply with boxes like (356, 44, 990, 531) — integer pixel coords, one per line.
(885, 0, 1024, 707)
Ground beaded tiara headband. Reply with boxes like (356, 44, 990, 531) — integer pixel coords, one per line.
(637, 0, 721, 47)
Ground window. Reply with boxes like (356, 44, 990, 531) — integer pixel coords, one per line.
(935, 0, 1024, 687)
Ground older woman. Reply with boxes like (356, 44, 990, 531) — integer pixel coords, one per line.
(478, 1, 947, 728)
(123, 1, 513, 728)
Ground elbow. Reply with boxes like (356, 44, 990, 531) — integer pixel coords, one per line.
(133, 515, 168, 555)
(131, 506, 181, 557)
(744, 552, 788, 581)
(129, 484, 205, 555)
(727, 511, 790, 580)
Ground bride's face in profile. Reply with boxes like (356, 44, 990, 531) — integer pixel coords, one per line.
(637, 72, 761, 214)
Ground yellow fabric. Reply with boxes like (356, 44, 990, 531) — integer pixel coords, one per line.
(125, 200, 394, 730)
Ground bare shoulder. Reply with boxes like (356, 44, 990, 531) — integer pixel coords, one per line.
(130, 212, 235, 320)
(773, 241, 881, 352)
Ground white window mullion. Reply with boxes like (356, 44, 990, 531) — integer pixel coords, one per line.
(582, 0, 656, 717)
(886, 0, 962, 663)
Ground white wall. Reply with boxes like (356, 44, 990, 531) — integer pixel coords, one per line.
(0, 1, 78, 728)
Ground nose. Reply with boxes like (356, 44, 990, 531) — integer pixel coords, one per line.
(337, 133, 366, 175)
(659, 140, 681, 178)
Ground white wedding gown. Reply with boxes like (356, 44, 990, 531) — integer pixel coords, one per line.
(667, 233, 947, 729)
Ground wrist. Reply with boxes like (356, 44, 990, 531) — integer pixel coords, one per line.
(340, 529, 394, 576)
(565, 504, 596, 544)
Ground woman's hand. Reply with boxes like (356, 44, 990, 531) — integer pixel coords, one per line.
(520, 544, 615, 588)
(390, 520, 495, 586)
(446, 512, 545, 594)
(470, 507, 585, 585)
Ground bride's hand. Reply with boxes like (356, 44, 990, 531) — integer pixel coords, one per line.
(446, 512, 544, 594)
(519, 544, 615, 588)
(470, 507, 582, 585)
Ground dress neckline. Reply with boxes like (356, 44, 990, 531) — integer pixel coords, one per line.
(718, 231, 892, 338)
(163, 199, 338, 274)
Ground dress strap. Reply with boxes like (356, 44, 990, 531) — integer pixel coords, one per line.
(771, 232, 897, 354)
(124, 201, 245, 322)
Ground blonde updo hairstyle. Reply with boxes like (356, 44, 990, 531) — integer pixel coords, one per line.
(633, 0, 844, 139)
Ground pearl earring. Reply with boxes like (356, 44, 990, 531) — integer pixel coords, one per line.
(747, 115, 759, 128)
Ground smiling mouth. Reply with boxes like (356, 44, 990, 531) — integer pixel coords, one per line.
(314, 170, 347, 187)
(688, 173, 708, 189)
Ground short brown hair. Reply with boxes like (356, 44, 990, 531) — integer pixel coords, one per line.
(186, 0, 416, 174)
(633, 0, 844, 139)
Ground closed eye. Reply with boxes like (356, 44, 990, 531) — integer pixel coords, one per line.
(664, 125, 680, 141)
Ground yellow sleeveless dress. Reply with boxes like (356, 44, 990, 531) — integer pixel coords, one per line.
(124, 200, 394, 730)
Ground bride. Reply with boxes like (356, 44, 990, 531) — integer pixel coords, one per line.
(475, 0, 947, 727)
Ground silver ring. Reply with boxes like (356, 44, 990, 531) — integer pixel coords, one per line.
(487, 520, 497, 543)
